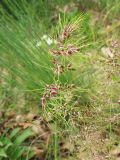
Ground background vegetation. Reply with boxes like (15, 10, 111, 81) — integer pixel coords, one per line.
(0, 0, 120, 160)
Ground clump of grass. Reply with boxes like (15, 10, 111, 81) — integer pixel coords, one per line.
(0, 0, 95, 113)
(0, 7, 98, 160)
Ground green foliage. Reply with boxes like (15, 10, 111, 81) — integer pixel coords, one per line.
(0, 0, 96, 112)
(0, 128, 35, 160)
(45, 124, 60, 160)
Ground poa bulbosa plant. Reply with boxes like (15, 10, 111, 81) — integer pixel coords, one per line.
(0, 1, 96, 131)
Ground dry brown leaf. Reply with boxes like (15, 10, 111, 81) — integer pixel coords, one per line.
(18, 122, 31, 129)
(111, 145, 120, 159)
(31, 120, 44, 135)
(6, 111, 16, 119)
(16, 115, 25, 123)
(26, 113, 37, 121)
(33, 147, 44, 159)
(101, 47, 114, 58)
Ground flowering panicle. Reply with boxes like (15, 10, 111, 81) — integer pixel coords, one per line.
(58, 25, 76, 44)
(50, 45, 79, 56)
(41, 21, 79, 108)
(49, 23, 79, 76)
(41, 84, 59, 108)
